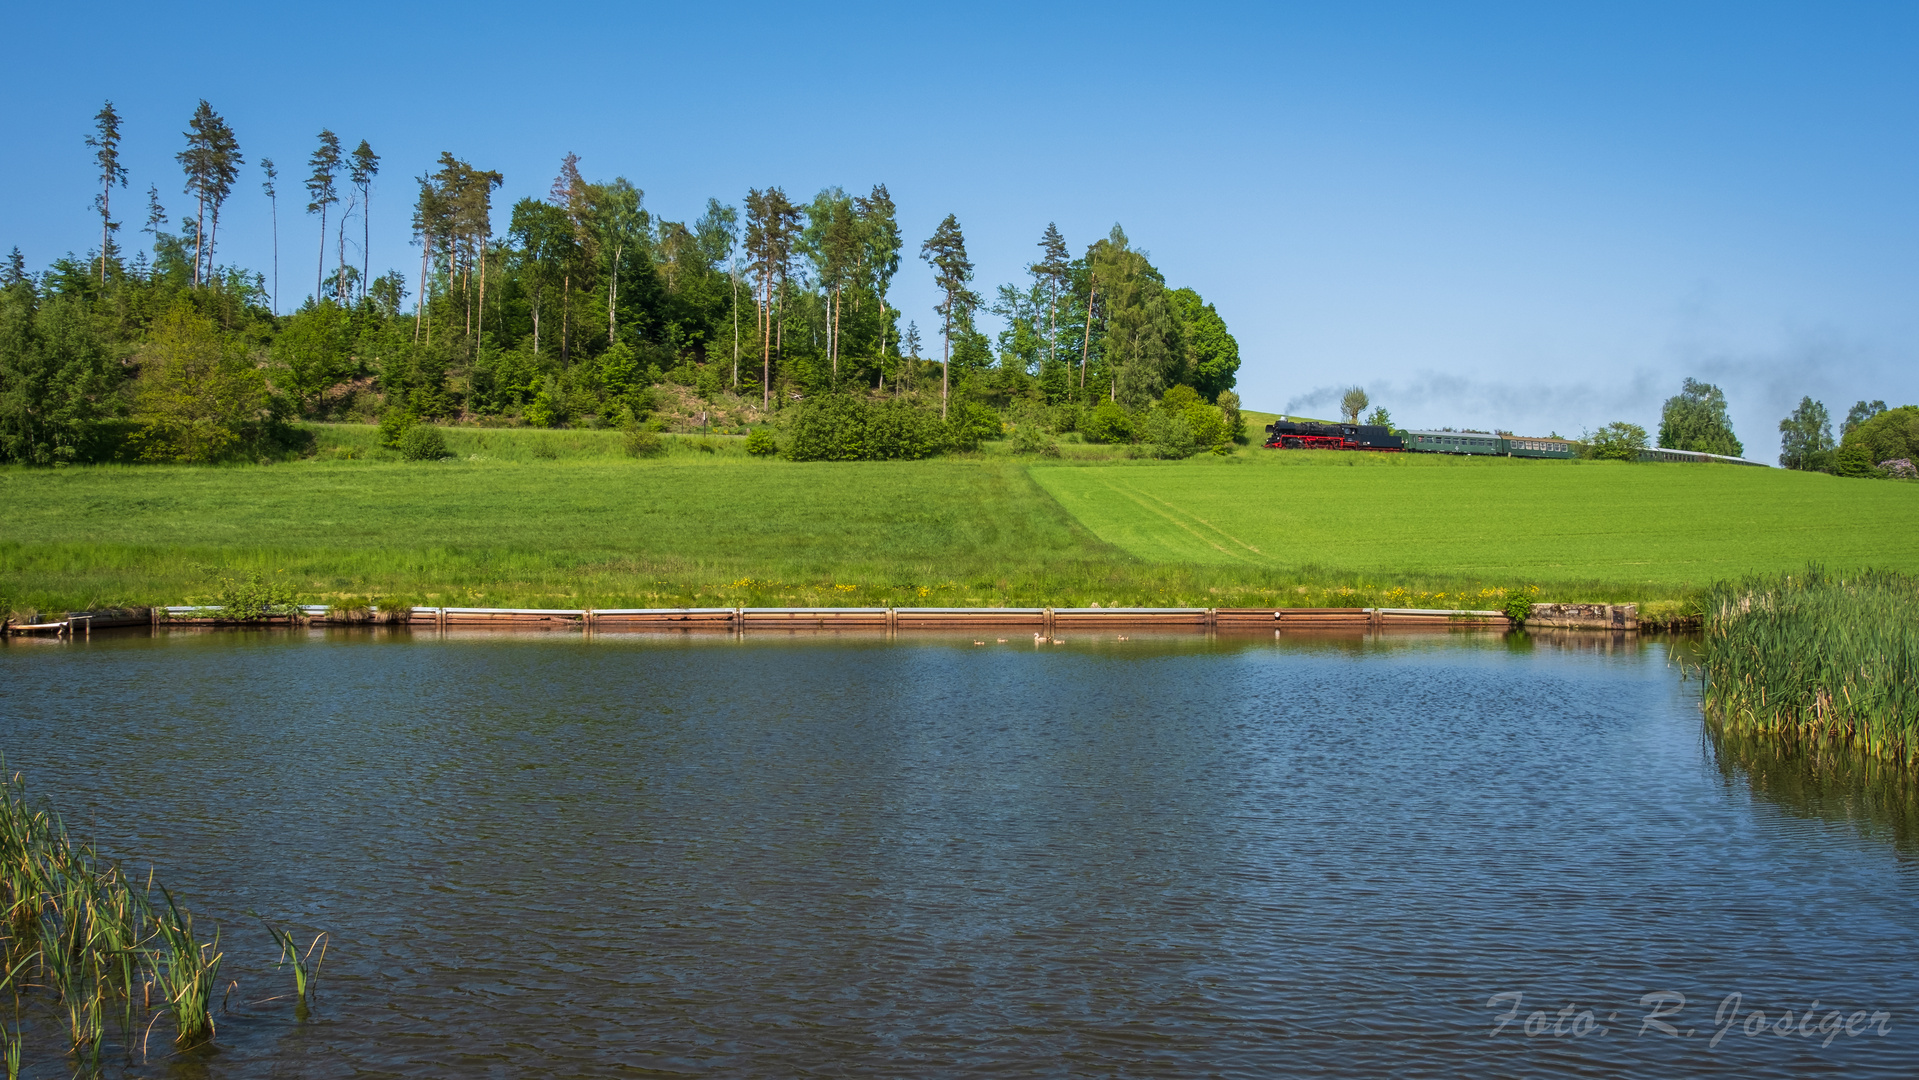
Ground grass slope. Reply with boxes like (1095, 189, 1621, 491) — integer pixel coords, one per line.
(1030, 451, 1919, 594)
(3, 426, 1913, 613)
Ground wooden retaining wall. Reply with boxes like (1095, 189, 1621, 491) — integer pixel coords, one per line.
(11, 603, 1645, 636)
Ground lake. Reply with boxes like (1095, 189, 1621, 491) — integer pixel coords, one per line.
(1, 627, 1914, 1077)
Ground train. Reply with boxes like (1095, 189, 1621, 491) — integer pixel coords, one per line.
(1263, 419, 1577, 459)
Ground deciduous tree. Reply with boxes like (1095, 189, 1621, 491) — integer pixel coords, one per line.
(132, 303, 267, 463)
(1658, 377, 1742, 457)
(1777, 397, 1834, 470)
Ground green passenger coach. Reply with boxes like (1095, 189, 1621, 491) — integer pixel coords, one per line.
(1499, 435, 1576, 459)
(1406, 431, 1503, 455)
(1404, 431, 1577, 458)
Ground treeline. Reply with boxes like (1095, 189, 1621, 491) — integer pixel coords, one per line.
(1560, 379, 1913, 476)
(0, 100, 1241, 465)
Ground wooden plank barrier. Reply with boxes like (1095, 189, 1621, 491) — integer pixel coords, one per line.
(743, 607, 891, 629)
(892, 607, 1047, 629)
(1051, 607, 1209, 629)
(592, 608, 738, 628)
(106, 603, 1665, 638)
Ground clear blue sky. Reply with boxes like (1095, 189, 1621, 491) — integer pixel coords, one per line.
(5, 1, 1914, 451)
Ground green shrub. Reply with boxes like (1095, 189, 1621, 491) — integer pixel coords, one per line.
(378, 408, 414, 449)
(1503, 593, 1535, 624)
(1217, 390, 1246, 443)
(745, 428, 778, 456)
(944, 401, 1002, 452)
(1010, 421, 1049, 454)
(189, 570, 301, 621)
(1830, 444, 1885, 478)
(624, 424, 666, 458)
(399, 424, 451, 461)
(1082, 401, 1134, 444)
(1182, 402, 1229, 448)
(784, 395, 950, 461)
(1134, 409, 1199, 459)
(1052, 403, 1082, 433)
(1159, 385, 1203, 412)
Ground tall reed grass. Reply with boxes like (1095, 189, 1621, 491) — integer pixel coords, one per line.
(0, 763, 308, 1065)
(1701, 567, 1919, 766)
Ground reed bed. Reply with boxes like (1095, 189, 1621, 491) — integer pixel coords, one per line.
(0, 764, 313, 1068)
(1701, 567, 1919, 766)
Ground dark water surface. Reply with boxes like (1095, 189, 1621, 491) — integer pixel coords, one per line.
(2, 628, 1915, 1078)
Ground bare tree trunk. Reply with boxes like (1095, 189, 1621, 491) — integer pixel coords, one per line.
(362, 186, 371, 302)
(476, 240, 488, 361)
(194, 190, 206, 287)
(316, 205, 327, 302)
(760, 275, 771, 410)
(561, 275, 570, 366)
(941, 291, 951, 420)
(414, 237, 429, 344)
(463, 238, 473, 349)
(832, 284, 841, 380)
(607, 243, 620, 345)
(1080, 278, 1096, 392)
(731, 264, 740, 390)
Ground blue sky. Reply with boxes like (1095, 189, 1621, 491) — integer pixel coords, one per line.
(5, 1, 1914, 451)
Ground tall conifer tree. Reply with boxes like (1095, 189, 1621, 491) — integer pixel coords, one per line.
(260, 159, 279, 313)
(350, 141, 380, 302)
(85, 101, 127, 283)
(919, 214, 976, 419)
(305, 130, 341, 303)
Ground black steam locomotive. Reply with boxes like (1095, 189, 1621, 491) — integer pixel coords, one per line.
(1262, 420, 1403, 451)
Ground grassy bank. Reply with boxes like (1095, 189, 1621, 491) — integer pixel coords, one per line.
(2, 424, 1915, 614)
(1701, 568, 1919, 766)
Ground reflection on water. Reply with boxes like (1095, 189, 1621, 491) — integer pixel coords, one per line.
(1709, 726, 1919, 857)
(0, 627, 1914, 1078)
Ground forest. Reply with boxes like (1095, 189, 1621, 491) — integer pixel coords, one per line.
(0, 101, 1243, 465)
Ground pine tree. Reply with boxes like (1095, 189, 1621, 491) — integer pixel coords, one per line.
(919, 214, 976, 419)
(260, 159, 279, 314)
(1032, 223, 1069, 367)
(201, 108, 243, 286)
(744, 187, 800, 408)
(350, 141, 380, 302)
(176, 102, 218, 287)
(85, 101, 127, 283)
(305, 130, 342, 303)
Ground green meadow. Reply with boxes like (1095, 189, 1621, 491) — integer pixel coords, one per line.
(2, 423, 1913, 615)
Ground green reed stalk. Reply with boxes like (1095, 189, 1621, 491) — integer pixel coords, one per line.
(152, 888, 221, 1049)
(1701, 566, 1919, 765)
(256, 918, 327, 1005)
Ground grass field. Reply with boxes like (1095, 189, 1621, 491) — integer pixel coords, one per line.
(2, 423, 1914, 614)
(1030, 451, 1919, 589)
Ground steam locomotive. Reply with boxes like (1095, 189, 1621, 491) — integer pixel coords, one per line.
(1262, 420, 1402, 451)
